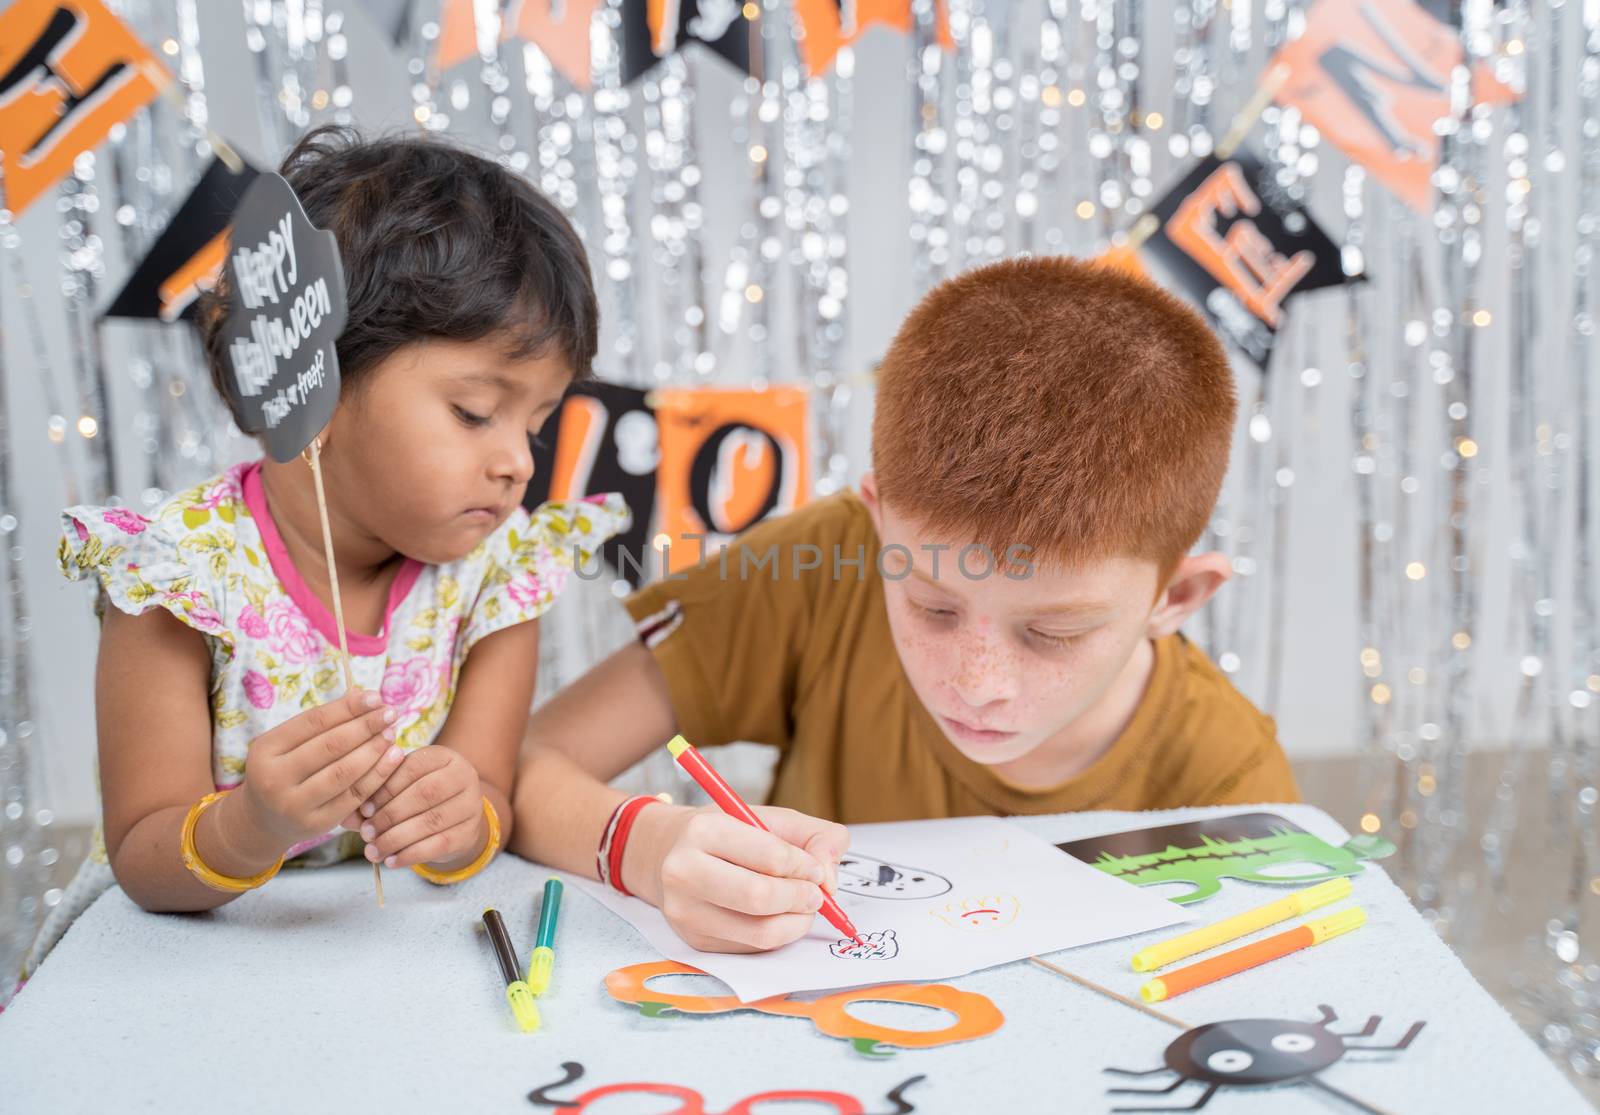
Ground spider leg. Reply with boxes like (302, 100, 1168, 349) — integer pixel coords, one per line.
(1331, 1015, 1382, 1039)
(874, 1074, 925, 1115)
(1104, 1065, 1176, 1077)
(527, 1062, 585, 1108)
(1344, 1020, 1426, 1052)
(1315, 1004, 1339, 1027)
(1110, 1081, 1220, 1112)
(1306, 1075, 1391, 1115)
(1108, 1077, 1188, 1096)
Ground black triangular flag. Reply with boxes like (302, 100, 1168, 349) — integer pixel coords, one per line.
(104, 156, 259, 323)
(619, 0, 754, 84)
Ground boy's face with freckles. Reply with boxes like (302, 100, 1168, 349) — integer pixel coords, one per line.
(860, 474, 1229, 784)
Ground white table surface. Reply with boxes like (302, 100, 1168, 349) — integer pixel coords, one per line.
(2, 803, 1591, 1114)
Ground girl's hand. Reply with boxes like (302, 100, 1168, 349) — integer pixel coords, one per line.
(237, 688, 404, 851)
(354, 746, 487, 869)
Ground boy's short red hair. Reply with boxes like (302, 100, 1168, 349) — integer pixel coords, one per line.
(871, 256, 1236, 578)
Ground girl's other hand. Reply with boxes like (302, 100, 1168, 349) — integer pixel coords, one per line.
(237, 687, 404, 851)
(356, 746, 487, 870)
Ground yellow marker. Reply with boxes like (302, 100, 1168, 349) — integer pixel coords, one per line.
(483, 908, 541, 1032)
(505, 980, 541, 1032)
(1131, 877, 1353, 972)
(1139, 907, 1367, 1003)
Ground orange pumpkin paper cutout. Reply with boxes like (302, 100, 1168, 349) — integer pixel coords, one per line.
(605, 959, 1004, 1057)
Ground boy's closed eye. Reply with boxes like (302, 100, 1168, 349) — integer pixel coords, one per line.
(1025, 626, 1086, 651)
(907, 593, 1093, 654)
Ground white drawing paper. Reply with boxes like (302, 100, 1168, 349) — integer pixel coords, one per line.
(571, 815, 1190, 1001)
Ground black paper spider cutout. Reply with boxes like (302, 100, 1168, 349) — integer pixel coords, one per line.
(1104, 1004, 1424, 1112)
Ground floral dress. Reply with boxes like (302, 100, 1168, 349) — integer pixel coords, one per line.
(18, 460, 627, 984)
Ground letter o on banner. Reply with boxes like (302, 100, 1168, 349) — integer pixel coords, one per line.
(688, 423, 785, 537)
(655, 386, 811, 574)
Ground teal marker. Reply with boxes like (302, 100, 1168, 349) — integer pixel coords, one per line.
(527, 877, 563, 996)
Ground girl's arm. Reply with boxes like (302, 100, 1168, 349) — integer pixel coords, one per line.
(355, 619, 539, 871)
(97, 606, 402, 911)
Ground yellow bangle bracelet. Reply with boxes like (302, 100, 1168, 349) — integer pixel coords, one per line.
(411, 796, 501, 885)
(180, 790, 285, 893)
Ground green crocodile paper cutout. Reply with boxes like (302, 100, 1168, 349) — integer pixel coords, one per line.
(1057, 812, 1396, 905)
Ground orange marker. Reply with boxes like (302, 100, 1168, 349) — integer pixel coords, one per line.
(1139, 907, 1367, 1003)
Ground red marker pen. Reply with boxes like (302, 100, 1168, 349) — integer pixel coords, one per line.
(667, 735, 864, 948)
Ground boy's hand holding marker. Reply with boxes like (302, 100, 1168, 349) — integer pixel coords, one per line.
(627, 802, 850, 954)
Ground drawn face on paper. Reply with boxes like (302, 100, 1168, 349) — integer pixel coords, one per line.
(836, 854, 952, 901)
(829, 930, 899, 960)
(931, 895, 1020, 931)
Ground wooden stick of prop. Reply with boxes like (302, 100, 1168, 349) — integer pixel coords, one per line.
(305, 437, 384, 908)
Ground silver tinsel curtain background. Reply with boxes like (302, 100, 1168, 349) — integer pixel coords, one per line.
(1, 0, 1597, 1089)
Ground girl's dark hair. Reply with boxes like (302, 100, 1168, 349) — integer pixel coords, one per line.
(199, 126, 598, 398)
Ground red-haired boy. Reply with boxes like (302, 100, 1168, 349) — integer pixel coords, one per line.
(513, 256, 1298, 953)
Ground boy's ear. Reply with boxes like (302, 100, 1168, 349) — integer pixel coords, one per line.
(858, 471, 884, 533)
(1146, 552, 1232, 639)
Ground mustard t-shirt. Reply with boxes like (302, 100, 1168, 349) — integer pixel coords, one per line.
(625, 493, 1299, 822)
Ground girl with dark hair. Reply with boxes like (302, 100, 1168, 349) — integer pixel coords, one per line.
(22, 128, 625, 978)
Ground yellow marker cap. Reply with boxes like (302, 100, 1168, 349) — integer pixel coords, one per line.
(1130, 876, 1354, 972)
(1281, 877, 1355, 917)
(666, 735, 691, 758)
(1307, 906, 1367, 944)
(527, 946, 555, 997)
(1140, 978, 1169, 1003)
(507, 981, 541, 1033)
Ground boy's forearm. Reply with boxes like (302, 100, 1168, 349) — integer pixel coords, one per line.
(110, 791, 286, 913)
(509, 746, 627, 877)
(510, 746, 691, 904)
(509, 639, 683, 882)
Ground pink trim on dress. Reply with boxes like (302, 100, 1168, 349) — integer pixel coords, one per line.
(238, 461, 423, 658)
(284, 832, 340, 859)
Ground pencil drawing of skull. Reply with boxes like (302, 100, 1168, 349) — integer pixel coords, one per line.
(836, 854, 953, 900)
